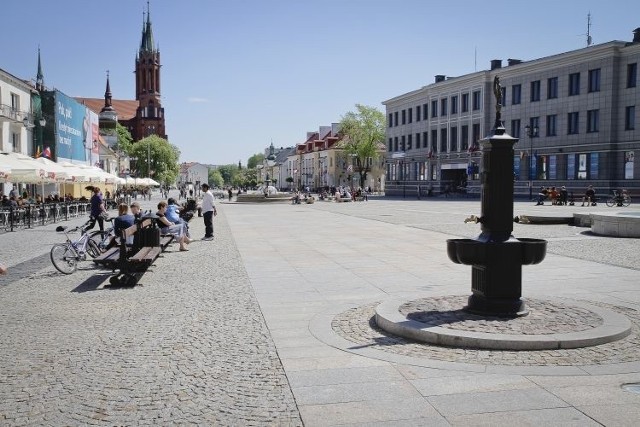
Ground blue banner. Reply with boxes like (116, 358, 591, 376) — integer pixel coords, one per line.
(54, 91, 87, 162)
(567, 154, 575, 179)
(590, 153, 599, 179)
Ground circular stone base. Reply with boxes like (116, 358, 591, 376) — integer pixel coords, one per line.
(375, 296, 631, 351)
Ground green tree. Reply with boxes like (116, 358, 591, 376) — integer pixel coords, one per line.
(115, 123, 134, 154)
(217, 164, 239, 186)
(339, 104, 386, 189)
(129, 135, 179, 185)
(236, 167, 258, 188)
(247, 153, 265, 169)
(209, 169, 224, 188)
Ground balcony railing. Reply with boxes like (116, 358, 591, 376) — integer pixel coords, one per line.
(0, 104, 29, 123)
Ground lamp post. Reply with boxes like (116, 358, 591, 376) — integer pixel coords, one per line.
(525, 124, 538, 200)
(146, 125, 155, 178)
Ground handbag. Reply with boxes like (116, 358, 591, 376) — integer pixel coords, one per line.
(137, 226, 160, 247)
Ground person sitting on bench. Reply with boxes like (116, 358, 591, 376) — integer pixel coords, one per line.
(581, 185, 596, 206)
(536, 186, 548, 205)
(156, 201, 192, 251)
(113, 203, 136, 246)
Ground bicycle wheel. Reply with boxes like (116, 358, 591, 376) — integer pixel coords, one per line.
(50, 243, 78, 274)
(606, 197, 615, 207)
(623, 196, 631, 207)
(86, 239, 101, 258)
(89, 230, 108, 251)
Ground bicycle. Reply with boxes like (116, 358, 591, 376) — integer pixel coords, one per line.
(88, 217, 116, 252)
(50, 221, 102, 274)
(605, 191, 632, 207)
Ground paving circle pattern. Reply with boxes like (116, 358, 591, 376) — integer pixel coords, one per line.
(331, 300, 640, 366)
(399, 296, 603, 335)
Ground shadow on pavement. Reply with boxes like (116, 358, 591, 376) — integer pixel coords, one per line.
(71, 273, 111, 293)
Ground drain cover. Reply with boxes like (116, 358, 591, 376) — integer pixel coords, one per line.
(622, 383, 640, 394)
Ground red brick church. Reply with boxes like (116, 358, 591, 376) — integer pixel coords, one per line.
(76, 3, 166, 142)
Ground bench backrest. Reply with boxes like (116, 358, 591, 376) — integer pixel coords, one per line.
(118, 219, 154, 260)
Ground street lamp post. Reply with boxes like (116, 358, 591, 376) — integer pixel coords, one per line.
(525, 125, 538, 200)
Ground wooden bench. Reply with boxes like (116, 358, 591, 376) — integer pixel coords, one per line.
(93, 219, 174, 286)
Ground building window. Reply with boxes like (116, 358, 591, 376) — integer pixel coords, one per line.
(431, 129, 438, 153)
(461, 93, 469, 113)
(471, 90, 481, 111)
(11, 132, 20, 152)
(569, 72, 580, 96)
(10, 92, 20, 111)
(568, 112, 579, 134)
(451, 95, 458, 114)
(547, 77, 558, 99)
(401, 135, 406, 151)
(511, 119, 521, 138)
(416, 105, 421, 122)
(388, 138, 393, 151)
(423, 132, 428, 150)
(530, 80, 541, 102)
(408, 108, 413, 123)
(388, 113, 393, 127)
(546, 114, 557, 136)
(587, 109, 599, 133)
(394, 136, 398, 151)
(625, 106, 635, 130)
(431, 100, 438, 118)
(394, 112, 398, 127)
(401, 110, 406, 125)
(588, 69, 600, 93)
(407, 134, 413, 150)
(501, 87, 507, 106)
(511, 84, 521, 105)
(422, 103, 428, 120)
(461, 125, 469, 151)
(441, 98, 448, 116)
(472, 123, 481, 146)
(440, 128, 447, 152)
(628, 63, 637, 88)
(529, 117, 540, 136)
(415, 132, 421, 149)
(450, 126, 458, 152)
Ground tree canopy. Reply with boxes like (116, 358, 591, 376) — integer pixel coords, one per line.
(247, 153, 265, 169)
(208, 169, 224, 188)
(115, 123, 133, 154)
(339, 104, 386, 188)
(129, 135, 179, 184)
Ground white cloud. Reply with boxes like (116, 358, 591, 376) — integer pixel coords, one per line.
(187, 97, 210, 103)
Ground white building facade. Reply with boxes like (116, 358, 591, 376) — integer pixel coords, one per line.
(383, 30, 640, 198)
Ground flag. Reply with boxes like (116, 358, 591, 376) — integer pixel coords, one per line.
(42, 146, 51, 158)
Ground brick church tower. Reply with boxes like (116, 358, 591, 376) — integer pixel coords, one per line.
(132, 2, 166, 141)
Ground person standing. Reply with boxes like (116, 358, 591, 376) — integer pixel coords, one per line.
(201, 183, 217, 240)
(88, 186, 106, 232)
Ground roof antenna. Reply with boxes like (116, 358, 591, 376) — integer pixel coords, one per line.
(586, 12, 593, 46)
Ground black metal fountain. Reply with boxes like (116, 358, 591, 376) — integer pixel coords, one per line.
(447, 76, 547, 317)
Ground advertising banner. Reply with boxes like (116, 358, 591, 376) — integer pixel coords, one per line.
(54, 91, 87, 162)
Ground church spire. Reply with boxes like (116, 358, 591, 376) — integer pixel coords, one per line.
(101, 70, 114, 112)
(36, 46, 44, 92)
(140, 1, 155, 53)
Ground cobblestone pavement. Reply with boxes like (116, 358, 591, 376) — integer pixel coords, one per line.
(331, 301, 640, 366)
(399, 296, 604, 334)
(0, 198, 302, 426)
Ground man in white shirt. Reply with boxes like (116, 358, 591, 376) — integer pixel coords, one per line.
(200, 183, 216, 240)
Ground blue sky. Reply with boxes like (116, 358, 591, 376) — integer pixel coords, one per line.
(3, 0, 639, 165)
